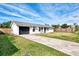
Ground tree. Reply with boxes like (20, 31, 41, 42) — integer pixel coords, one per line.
(73, 23, 79, 31)
(61, 24, 69, 28)
(52, 24, 60, 29)
(0, 23, 1, 28)
(0, 21, 11, 28)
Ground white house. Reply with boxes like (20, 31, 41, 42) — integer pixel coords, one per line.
(11, 21, 53, 35)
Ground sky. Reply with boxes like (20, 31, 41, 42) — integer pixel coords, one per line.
(0, 3, 79, 25)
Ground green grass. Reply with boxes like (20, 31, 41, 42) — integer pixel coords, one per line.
(0, 34, 68, 56)
(38, 32, 79, 43)
(0, 34, 18, 56)
(12, 35, 68, 56)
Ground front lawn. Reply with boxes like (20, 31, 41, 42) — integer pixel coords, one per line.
(0, 34, 18, 56)
(0, 34, 68, 56)
(38, 32, 79, 43)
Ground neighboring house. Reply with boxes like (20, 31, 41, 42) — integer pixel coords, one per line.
(11, 21, 53, 35)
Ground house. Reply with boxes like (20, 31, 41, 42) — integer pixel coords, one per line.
(11, 21, 53, 35)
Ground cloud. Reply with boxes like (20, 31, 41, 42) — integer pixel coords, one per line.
(0, 3, 79, 24)
(3, 4, 40, 17)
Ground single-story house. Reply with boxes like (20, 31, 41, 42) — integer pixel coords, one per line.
(11, 21, 53, 35)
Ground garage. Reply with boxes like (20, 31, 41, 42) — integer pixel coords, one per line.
(19, 27, 29, 35)
(11, 21, 52, 35)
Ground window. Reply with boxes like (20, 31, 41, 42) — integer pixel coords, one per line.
(33, 27, 35, 32)
(47, 28, 49, 30)
(39, 27, 43, 31)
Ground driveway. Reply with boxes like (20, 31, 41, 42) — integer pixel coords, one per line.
(20, 34, 79, 56)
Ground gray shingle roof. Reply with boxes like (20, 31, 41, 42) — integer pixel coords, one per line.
(12, 21, 51, 27)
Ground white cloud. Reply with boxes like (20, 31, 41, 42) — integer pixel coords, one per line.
(1, 4, 40, 17)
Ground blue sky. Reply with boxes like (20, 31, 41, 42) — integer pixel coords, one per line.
(0, 3, 79, 25)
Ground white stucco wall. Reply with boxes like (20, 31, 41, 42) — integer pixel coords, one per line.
(29, 27, 53, 34)
(11, 23, 19, 35)
(30, 27, 40, 34)
(46, 28, 54, 33)
(11, 23, 53, 35)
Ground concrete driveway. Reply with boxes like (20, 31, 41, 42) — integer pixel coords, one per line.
(20, 34, 79, 56)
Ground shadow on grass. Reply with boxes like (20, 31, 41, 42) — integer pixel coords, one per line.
(0, 34, 19, 56)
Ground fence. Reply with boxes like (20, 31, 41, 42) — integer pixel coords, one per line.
(0, 28, 12, 34)
(54, 27, 75, 32)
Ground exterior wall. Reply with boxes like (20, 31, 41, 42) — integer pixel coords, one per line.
(29, 27, 53, 34)
(46, 28, 54, 33)
(29, 27, 40, 34)
(11, 23, 19, 35)
(11, 23, 53, 35)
